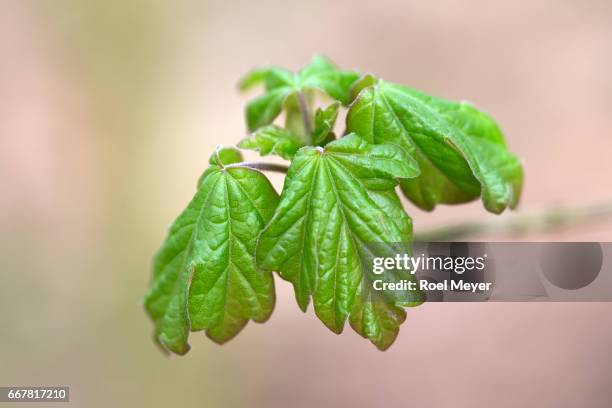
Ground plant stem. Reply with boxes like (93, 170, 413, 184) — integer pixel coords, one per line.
(297, 91, 312, 137)
(414, 201, 612, 241)
(223, 162, 289, 173)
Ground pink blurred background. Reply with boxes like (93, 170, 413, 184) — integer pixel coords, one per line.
(1, 0, 611, 406)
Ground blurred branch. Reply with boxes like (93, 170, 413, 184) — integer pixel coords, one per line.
(415, 202, 612, 241)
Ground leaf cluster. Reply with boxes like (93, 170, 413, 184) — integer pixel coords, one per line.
(144, 56, 523, 354)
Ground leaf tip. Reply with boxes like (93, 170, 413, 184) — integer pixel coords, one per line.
(158, 333, 191, 356)
(350, 73, 378, 101)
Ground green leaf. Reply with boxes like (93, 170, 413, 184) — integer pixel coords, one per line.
(240, 66, 296, 131)
(239, 101, 343, 160)
(245, 87, 291, 132)
(297, 55, 360, 105)
(347, 77, 523, 213)
(349, 295, 406, 351)
(321, 132, 419, 190)
(312, 102, 340, 146)
(238, 66, 293, 92)
(209, 146, 243, 166)
(198, 147, 243, 187)
(240, 55, 359, 132)
(255, 134, 421, 349)
(144, 151, 279, 354)
(238, 125, 304, 160)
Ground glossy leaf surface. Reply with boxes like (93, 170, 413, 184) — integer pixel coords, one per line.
(144, 149, 279, 354)
(256, 134, 421, 349)
(347, 76, 523, 213)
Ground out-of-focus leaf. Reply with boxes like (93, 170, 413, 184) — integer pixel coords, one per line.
(240, 55, 359, 132)
(297, 55, 360, 105)
(245, 87, 292, 132)
(238, 125, 304, 160)
(312, 102, 340, 146)
(239, 101, 342, 160)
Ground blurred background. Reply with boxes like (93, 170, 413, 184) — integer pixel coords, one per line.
(1, 0, 611, 406)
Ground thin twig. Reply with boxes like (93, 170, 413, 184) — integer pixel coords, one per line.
(297, 91, 313, 137)
(414, 202, 612, 241)
(223, 162, 289, 173)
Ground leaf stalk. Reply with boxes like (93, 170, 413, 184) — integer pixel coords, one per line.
(223, 162, 290, 173)
(297, 91, 313, 140)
